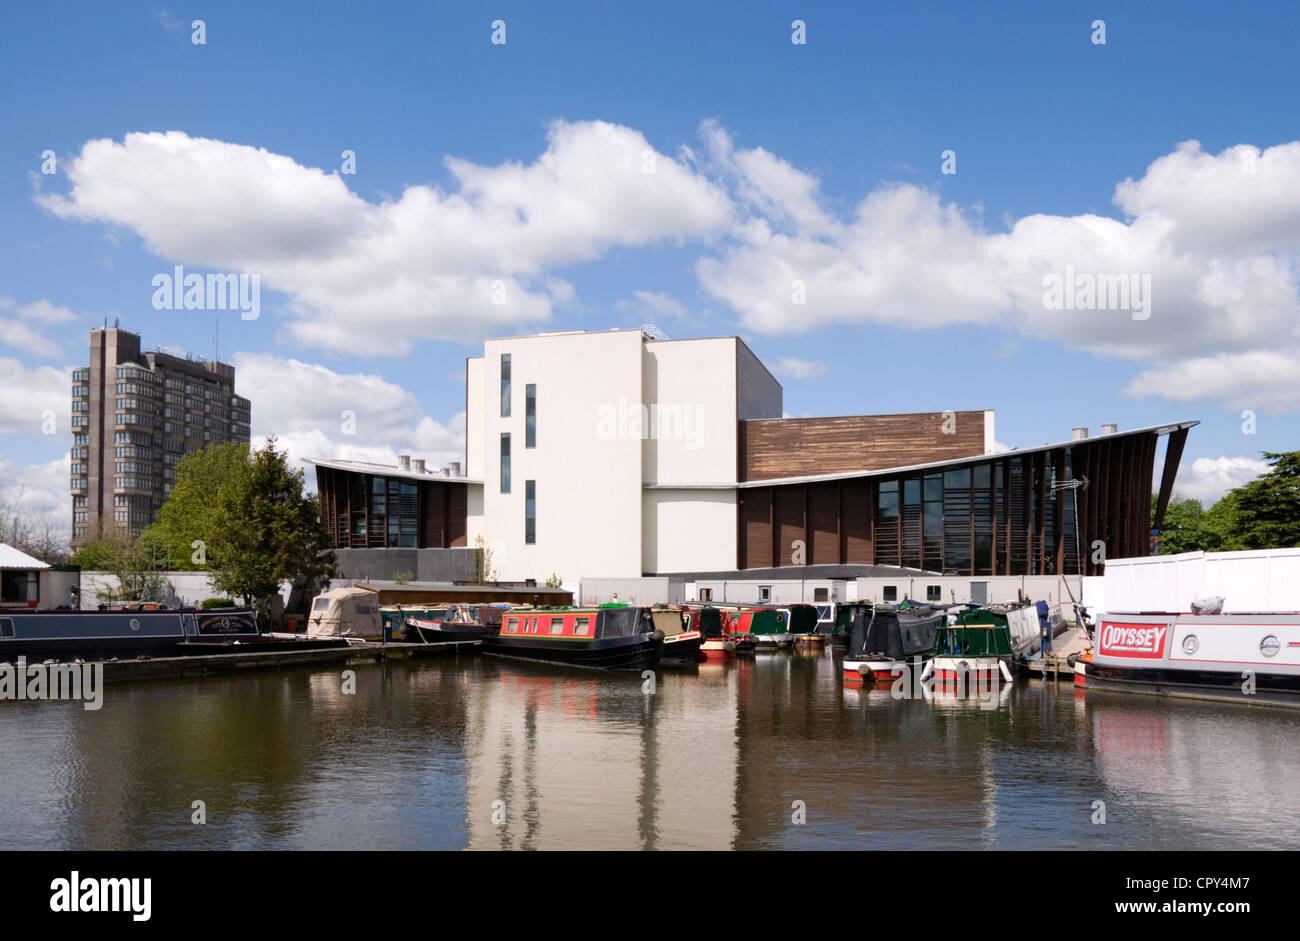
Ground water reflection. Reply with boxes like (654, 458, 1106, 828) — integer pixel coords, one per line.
(0, 649, 1297, 850)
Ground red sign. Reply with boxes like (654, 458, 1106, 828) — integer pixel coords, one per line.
(1099, 621, 1169, 659)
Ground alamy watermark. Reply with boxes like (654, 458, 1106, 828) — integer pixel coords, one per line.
(596, 397, 705, 450)
(1042, 266, 1150, 320)
(0, 657, 103, 710)
(152, 265, 260, 320)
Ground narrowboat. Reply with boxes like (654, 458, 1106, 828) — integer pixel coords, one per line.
(921, 610, 1016, 693)
(0, 606, 349, 663)
(828, 601, 873, 644)
(688, 606, 736, 659)
(1007, 601, 1093, 676)
(1075, 611, 1300, 707)
(650, 606, 705, 663)
(404, 603, 492, 643)
(726, 607, 794, 648)
(482, 605, 664, 670)
(843, 604, 945, 686)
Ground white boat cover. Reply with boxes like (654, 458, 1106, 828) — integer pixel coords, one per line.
(306, 587, 382, 638)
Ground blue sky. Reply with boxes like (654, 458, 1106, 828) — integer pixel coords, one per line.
(3, 1, 1299, 533)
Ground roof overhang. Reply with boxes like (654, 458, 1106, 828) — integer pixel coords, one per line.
(303, 457, 482, 485)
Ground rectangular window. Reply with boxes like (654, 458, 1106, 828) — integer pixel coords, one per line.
(506, 618, 518, 634)
(814, 587, 829, 603)
(525, 384, 536, 448)
(500, 354, 511, 417)
(549, 616, 565, 635)
(0, 618, 12, 638)
(877, 481, 899, 520)
(574, 616, 590, 635)
(926, 585, 942, 602)
(699, 588, 712, 601)
(758, 585, 771, 604)
(500, 433, 511, 493)
(883, 585, 898, 602)
(525, 480, 535, 544)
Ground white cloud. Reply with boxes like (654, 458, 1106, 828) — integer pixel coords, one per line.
(0, 297, 77, 358)
(1126, 350, 1300, 413)
(614, 290, 686, 321)
(0, 358, 71, 433)
(769, 356, 826, 379)
(231, 353, 464, 484)
(40, 124, 733, 356)
(1172, 455, 1271, 504)
(0, 453, 72, 545)
(695, 131, 1300, 411)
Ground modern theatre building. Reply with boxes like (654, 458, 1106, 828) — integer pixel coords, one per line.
(308, 328, 1195, 582)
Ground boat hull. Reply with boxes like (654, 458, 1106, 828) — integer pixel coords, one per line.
(661, 632, 704, 662)
(1083, 612, 1300, 708)
(481, 634, 662, 670)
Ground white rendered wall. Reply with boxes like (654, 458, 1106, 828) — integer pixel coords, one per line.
(640, 338, 739, 486)
(643, 489, 737, 573)
(476, 330, 645, 581)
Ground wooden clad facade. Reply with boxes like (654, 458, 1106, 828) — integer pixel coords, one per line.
(737, 429, 1168, 576)
(739, 411, 988, 482)
(315, 465, 469, 550)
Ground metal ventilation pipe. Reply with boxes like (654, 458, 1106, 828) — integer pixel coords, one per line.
(1101, 423, 1118, 435)
(412, 459, 426, 472)
(398, 455, 411, 470)
(449, 461, 462, 477)
(1071, 427, 1089, 441)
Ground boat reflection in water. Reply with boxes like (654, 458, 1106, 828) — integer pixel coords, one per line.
(464, 659, 739, 850)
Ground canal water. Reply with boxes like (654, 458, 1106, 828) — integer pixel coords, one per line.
(2, 648, 1298, 850)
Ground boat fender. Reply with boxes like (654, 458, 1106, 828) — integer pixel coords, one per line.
(998, 660, 1014, 684)
(649, 629, 665, 643)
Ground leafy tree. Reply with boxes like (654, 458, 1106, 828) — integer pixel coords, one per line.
(204, 437, 336, 613)
(1232, 451, 1300, 549)
(145, 442, 251, 569)
(1153, 495, 1207, 555)
(75, 528, 171, 603)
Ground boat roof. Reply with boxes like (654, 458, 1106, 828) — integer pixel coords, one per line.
(0, 544, 50, 570)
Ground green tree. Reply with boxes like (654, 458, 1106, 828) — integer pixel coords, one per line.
(1153, 495, 1208, 555)
(205, 437, 336, 613)
(1232, 451, 1300, 549)
(146, 442, 251, 569)
(74, 528, 171, 603)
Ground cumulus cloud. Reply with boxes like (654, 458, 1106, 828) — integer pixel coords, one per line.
(0, 358, 71, 433)
(0, 297, 77, 358)
(695, 131, 1300, 410)
(1171, 455, 1272, 504)
(231, 353, 464, 484)
(769, 356, 826, 379)
(1125, 350, 1300, 413)
(40, 123, 733, 356)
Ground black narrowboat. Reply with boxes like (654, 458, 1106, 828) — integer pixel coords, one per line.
(483, 605, 664, 670)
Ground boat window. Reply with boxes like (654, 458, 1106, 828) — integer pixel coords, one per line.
(549, 617, 565, 635)
(182, 614, 197, 637)
(0, 618, 12, 638)
(574, 616, 590, 635)
(506, 617, 518, 633)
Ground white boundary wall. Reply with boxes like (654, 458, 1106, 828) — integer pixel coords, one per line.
(78, 571, 292, 610)
(1095, 548, 1300, 613)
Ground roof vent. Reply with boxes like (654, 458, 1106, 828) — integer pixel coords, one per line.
(1101, 423, 1118, 435)
(412, 459, 426, 473)
(1071, 427, 1089, 441)
(398, 455, 411, 470)
(449, 461, 461, 477)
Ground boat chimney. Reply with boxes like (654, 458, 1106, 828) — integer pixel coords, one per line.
(412, 459, 426, 473)
(1071, 427, 1089, 441)
(1101, 422, 1118, 435)
(398, 454, 411, 470)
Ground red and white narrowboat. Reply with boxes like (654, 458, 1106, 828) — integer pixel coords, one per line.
(684, 606, 735, 659)
(649, 606, 705, 662)
(483, 605, 664, 670)
(1077, 611, 1300, 707)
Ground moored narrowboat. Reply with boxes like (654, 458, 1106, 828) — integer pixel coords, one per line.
(405, 603, 492, 643)
(843, 604, 944, 686)
(650, 606, 705, 663)
(689, 606, 736, 659)
(1076, 611, 1300, 707)
(483, 605, 664, 670)
(0, 606, 349, 663)
(727, 607, 794, 648)
(921, 611, 1015, 694)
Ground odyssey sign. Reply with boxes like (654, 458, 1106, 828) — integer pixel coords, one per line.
(1100, 622, 1169, 659)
